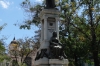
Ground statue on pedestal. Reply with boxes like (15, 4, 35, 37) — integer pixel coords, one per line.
(45, 0, 56, 9)
(49, 32, 67, 60)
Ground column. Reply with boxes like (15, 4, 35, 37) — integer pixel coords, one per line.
(56, 17, 59, 39)
(41, 19, 43, 41)
(44, 16, 48, 40)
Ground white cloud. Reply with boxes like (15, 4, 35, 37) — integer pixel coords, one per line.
(0, 0, 10, 9)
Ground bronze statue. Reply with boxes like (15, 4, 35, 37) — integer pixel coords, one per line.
(49, 32, 67, 60)
(45, 0, 56, 9)
(35, 49, 49, 60)
(35, 31, 67, 60)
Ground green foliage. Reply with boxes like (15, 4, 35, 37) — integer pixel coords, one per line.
(86, 60, 94, 65)
(19, 63, 27, 66)
(59, 0, 100, 66)
(0, 23, 9, 62)
(20, 0, 43, 29)
(0, 23, 7, 31)
(0, 39, 10, 62)
(17, 37, 35, 56)
(0, 55, 10, 62)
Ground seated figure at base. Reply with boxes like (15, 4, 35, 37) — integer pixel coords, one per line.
(49, 31, 67, 60)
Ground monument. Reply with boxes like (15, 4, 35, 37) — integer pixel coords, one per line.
(34, 0, 69, 66)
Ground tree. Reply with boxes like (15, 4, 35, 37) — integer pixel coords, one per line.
(71, 0, 100, 66)
(20, 0, 43, 29)
(0, 41, 10, 62)
(0, 39, 6, 62)
(18, 37, 35, 64)
(58, 0, 91, 65)
(0, 24, 9, 62)
(58, 0, 100, 66)
(0, 23, 7, 32)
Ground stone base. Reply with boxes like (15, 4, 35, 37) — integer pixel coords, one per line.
(34, 57, 49, 66)
(49, 59, 69, 66)
(34, 58, 69, 66)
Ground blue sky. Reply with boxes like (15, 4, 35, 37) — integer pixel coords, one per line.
(0, 0, 42, 46)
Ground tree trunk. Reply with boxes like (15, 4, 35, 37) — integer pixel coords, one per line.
(93, 51, 99, 66)
(88, 3, 100, 66)
(91, 29, 99, 66)
(74, 53, 78, 66)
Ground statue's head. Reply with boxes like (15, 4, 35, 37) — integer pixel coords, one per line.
(52, 31, 57, 37)
(45, 0, 56, 9)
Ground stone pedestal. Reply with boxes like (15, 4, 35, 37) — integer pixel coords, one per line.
(49, 59, 69, 66)
(34, 58, 49, 66)
(35, 58, 69, 66)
